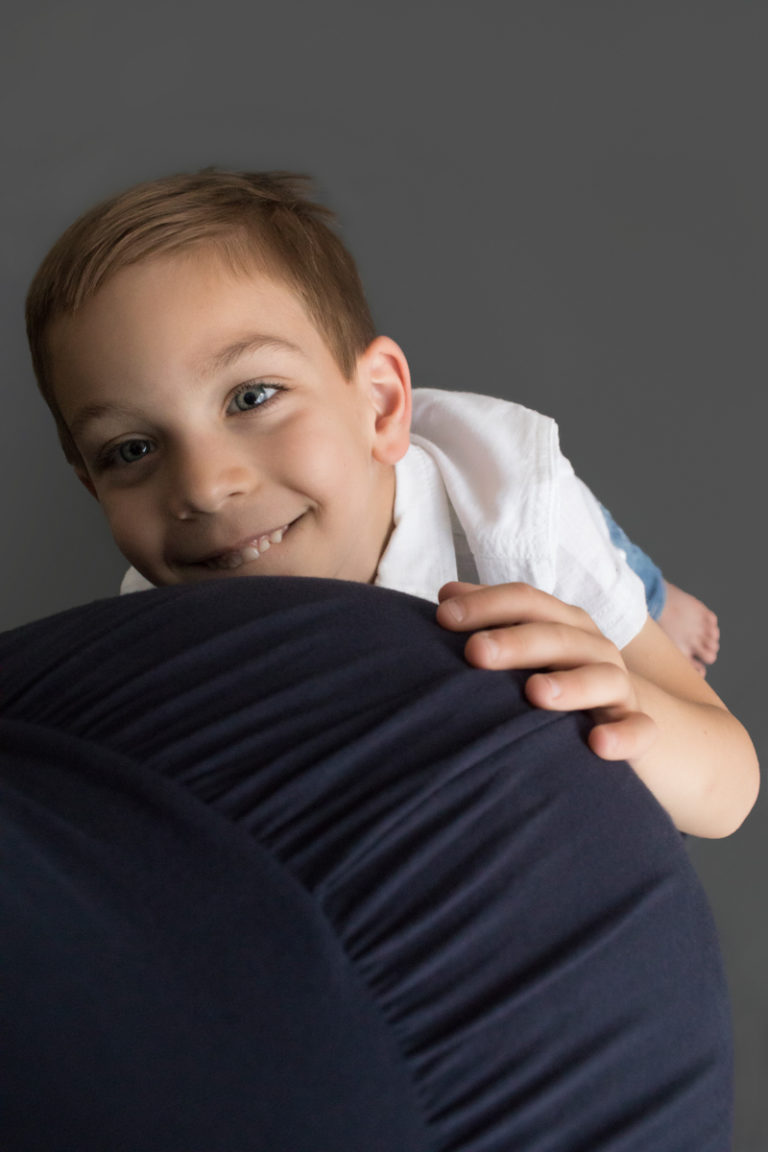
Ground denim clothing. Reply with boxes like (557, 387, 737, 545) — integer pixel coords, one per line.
(600, 504, 667, 619)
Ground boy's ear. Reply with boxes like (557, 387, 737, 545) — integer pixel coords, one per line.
(358, 336, 412, 465)
(74, 465, 98, 500)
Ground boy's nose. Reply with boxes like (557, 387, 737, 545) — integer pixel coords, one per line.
(167, 442, 259, 518)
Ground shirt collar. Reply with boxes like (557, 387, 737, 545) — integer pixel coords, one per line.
(374, 443, 457, 602)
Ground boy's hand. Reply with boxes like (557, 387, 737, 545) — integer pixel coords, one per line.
(436, 581, 657, 764)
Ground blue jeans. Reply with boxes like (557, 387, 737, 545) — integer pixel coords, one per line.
(600, 504, 666, 619)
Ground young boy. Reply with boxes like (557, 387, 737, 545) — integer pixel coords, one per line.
(25, 169, 758, 838)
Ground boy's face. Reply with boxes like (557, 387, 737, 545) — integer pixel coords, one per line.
(48, 250, 410, 587)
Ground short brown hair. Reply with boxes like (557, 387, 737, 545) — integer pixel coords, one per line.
(25, 168, 377, 465)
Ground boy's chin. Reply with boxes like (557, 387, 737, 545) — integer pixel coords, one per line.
(168, 564, 266, 585)
(160, 557, 297, 585)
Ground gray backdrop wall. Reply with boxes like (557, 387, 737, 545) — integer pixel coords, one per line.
(2, 2, 765, 1146)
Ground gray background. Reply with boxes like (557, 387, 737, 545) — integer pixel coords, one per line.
(2, 2, 765, 1145)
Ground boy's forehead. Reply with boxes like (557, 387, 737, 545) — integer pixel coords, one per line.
(48, 251, 324, 379)
(45, 249, 361, 436)
(86, 248, 309, 325)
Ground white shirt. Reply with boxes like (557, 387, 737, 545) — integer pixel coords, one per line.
(121, 387, 647, 650)
(374, 389, 647, 650)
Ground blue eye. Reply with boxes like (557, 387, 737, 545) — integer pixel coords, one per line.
(117, 439, 152, 464)
(229, 383, 279, 413)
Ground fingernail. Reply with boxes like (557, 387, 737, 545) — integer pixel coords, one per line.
(544, 675, 561, 700)
(479, 631, 498, 660)
(442, 598, 465, 624)
(600, 730, 616, 756)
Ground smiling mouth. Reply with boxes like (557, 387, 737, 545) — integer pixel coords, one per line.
(201, 523, 292, 570)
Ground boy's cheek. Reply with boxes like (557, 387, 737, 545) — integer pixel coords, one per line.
(102, 506, 156, 575)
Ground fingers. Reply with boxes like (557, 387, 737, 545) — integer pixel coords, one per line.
(463, 619, 621, 676)
(526, 666, 656, 761)
(588, 712, 658, 762)
(526, 660, 656, 763)
(437, 580, 486, 602)
(435, 580, 658, 765)
(525, 661, 633, 711)
(437, 581, 598, 635)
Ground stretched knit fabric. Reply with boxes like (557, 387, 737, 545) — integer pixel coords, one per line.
(0, 578, 732, 1151)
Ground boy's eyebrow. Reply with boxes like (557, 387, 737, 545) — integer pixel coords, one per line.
(68, 334, 305, 439)
(199, 333, 304, 374)
(69, 402, 143, 439)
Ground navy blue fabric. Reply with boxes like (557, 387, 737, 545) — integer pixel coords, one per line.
(0, 708, 427, 1150)
(0, 578, 732, 1150)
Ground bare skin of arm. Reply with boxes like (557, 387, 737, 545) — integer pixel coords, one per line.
(436, 581, 759, 840)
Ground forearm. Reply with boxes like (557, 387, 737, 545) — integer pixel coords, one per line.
(628, 674, 759, 838)
(435, 583, 760, 840)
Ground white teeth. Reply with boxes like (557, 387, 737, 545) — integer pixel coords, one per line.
(204, 523, 289, 570)
(219, 551, 244, 570)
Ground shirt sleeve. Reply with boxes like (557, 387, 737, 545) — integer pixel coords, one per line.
(551, 455, 649, 649)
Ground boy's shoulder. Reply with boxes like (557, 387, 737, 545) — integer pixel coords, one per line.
(410, 388, 560, 470)
(407, 388, 566, 589)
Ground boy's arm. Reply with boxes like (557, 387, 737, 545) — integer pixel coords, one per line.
(437, 581, 759, 839)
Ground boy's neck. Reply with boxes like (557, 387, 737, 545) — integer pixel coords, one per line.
(368, 461, 398, 584)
